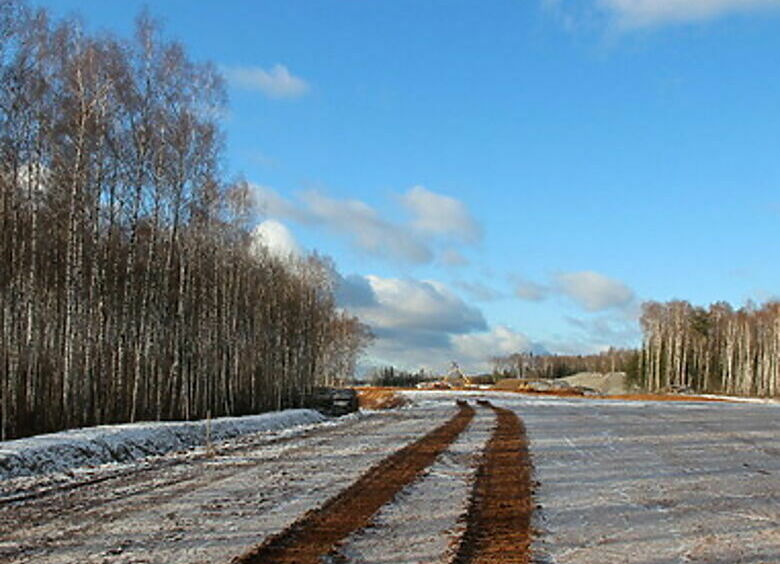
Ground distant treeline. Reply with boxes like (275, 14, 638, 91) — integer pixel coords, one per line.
(368, 366, 433, 388)
(495, 299, 780, 398)
(0, 2, 370, 440)
(639, 300, 779, 397)
(492, 349, 639, 382)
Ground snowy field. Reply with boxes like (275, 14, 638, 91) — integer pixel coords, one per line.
(0, 391, 778, 563)
(406, 391, 780, 564)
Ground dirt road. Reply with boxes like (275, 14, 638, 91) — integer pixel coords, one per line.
(1, 392, 778, 563)
(452, 401, 533, 564)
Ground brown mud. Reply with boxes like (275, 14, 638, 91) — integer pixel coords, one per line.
(357, 388, 410, 410)
(452, 400, 534, 564)
(233, 401, 476, 564)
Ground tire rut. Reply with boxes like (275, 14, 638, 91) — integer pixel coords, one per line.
(0, 412, 407, 559)
(233, 400, 476, 564)
(452, 399, 534, 564)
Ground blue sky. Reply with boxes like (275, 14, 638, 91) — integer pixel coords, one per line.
(40, 0, 780, 372)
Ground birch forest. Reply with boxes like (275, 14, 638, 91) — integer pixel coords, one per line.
(492, 349, 639, 381)
(639, 300, 779, 397)
(0, 2, 371, 440)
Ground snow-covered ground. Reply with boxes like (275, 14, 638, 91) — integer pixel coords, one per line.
(336, 404, 494, 563)
(0, 409, 325, 480)
(1, 391, 778, 563)
(512, 396, 780, 564)
(0, 403, 457, 563)
(405, 390, 780, 562)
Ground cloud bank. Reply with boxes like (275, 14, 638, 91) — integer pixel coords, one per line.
(335, 274, 537, 373)
(252, 184, 481, 265)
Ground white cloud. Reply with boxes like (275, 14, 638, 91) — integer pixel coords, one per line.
(452, 326, 535, 367)
(548, 0, 780, 29)
(301, 191, 433, 264)
(514, 279, 549, 302)
(253, 184, 307, 221)
(454, 280, 503, 302)
(402, 185, 482, 243)
(354, 276, 486, 334)
(335, 274, 378, 308)
(251, 220, 301, 258)
(554, 270, 635, 312)
(223, 64, 309, 99)
(251, 184, 481, 265)
(562, 313, 641, 349)
(339, 274, 545, 374)
(440, 249, 469, 267)
(601, 0, 780, 27)
(365, 324, 538, 375)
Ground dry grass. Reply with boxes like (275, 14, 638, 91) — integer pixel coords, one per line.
(357, 388, 410, 410)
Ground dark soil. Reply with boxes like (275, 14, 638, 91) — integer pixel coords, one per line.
(233, 401, 476, 564)
(453, 400, 534, 563)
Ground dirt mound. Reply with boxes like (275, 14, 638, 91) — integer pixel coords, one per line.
(357, 389, 410, 410)
(560, 372, 631, 395)
(493, 378, 584, 395)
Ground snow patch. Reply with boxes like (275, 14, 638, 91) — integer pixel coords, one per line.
(696, 394, 780, 405)
(0, 409, 325, 480)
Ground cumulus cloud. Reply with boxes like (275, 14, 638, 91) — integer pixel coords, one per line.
(554, 271, 635, 312)
(252, 184, 480, 265)
(546, 0, 780, 29)
(367, 324, 539, 374)
(250, 220, 301, 258)
(401, 185, 482, 244)
(337, 274, 545, 374)
(222, 64, 309, 99)
(334, 274, 378, 308)
(452, 325, 534, 362)
(514, 279, 550, 302)
(354, 276, 486, 334)
(301, 191, 433, 264)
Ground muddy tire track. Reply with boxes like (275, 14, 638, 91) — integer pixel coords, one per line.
(452, 400, 534, 564)
(0, 411, 412, 561)
(233, 401, 476, 564)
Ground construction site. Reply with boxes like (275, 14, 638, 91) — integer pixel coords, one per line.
(0, 389, 777, 563)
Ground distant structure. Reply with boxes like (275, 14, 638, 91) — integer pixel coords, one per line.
(444, 361, 467, 386)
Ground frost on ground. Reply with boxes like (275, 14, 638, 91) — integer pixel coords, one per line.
(0, 409, 325, 480)
(336, 405, 494, 563)
(0, 404, 455, 563)
(505, 397, 780, 564)
(405, 391, 780, 563)
(1, 392, 779, 563)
